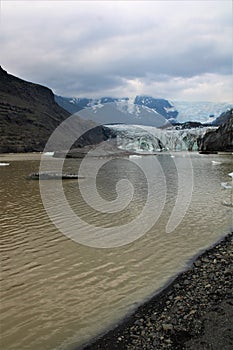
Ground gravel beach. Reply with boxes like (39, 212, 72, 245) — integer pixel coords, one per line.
(80, 232, 232, 350)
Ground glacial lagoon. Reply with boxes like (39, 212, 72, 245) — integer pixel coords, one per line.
(0, 151, 232, 350)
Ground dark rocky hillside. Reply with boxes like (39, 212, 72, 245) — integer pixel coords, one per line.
(212, 108, 233, 126)
(198, 110, 233, 152)
(0, 67, 103, 153)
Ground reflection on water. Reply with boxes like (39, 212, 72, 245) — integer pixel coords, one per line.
(0, 152, 232, 350)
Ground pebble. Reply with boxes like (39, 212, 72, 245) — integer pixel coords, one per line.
(150, 314, 157, 321)
(162, 323, 173, 331)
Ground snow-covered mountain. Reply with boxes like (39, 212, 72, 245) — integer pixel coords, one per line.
(55, 95, 232, 125)
(76, 99, 172, 127)
(55, 95, 178, 125)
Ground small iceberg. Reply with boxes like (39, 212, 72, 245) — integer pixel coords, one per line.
(129, 155, 142, 159)
(211, 160, 221, 165)
(221, 182, 232, 189)
(228, 172, 233, 178)
(222, 200, 233, 208)
(0, 162, 10, 166)
(43, 152, 54, 156)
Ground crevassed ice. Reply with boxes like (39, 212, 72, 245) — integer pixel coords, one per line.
(107, 124, 215, 152)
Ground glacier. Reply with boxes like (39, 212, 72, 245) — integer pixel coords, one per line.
(106, 124, 216, 152)
(174, 101, 232, 124)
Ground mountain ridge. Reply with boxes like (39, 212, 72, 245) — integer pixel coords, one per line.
(55, 94, 232, 125)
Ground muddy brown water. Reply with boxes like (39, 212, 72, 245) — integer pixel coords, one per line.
(0, 152, 232, 350)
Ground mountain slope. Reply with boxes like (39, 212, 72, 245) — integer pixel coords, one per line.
(212, 108, 233, 126)
(134, 95, 178, 120)
(0, 67, 98, 152)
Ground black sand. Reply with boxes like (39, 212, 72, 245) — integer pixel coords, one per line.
(78, 232, 232, 350)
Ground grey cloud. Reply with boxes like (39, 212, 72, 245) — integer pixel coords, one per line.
(1, 0, 232, 101)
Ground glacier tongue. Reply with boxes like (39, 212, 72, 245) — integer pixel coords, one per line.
(107, 124, 216, 152)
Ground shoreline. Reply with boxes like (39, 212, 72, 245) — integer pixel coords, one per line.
(78, 232, 232, 350)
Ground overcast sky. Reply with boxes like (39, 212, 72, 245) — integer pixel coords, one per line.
(0, 0, 232, 102)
